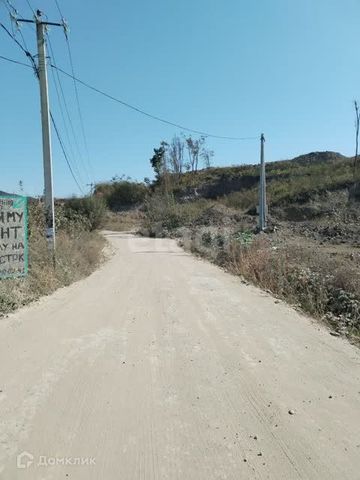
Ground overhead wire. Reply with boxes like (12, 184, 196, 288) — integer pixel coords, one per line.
(48, 43, 86, 186)
(2, 1, 16, 35)
(51, 65, 259, 141)
(64, 36, 94, 176)
(1, 21, 31, 58)
(0, 18, 86, 193)
(53, 0, 63, 18)
(0, 53, 31, 67)
(24, 0, 35, 16)
(52, 0, 94, 177)
(2, 0, 16, 17)
(3, 3, 259, 143)
(0, 46, 260, 145)
(1, 3, 87, 192)
(2, 2, 260, 185)
(0, 21, 38, 76)
(2, 0, 33, 49)
(50, 1, 258, 141)
(47, 34, 90, 184)
(50, 111, 85, 194)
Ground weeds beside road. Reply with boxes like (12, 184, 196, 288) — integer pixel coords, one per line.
(0, 201, 105, 316)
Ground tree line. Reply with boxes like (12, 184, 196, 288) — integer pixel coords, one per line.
(150, 135, 214, 182)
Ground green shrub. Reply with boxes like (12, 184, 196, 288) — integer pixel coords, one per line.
(233, 230, 253, 246)
(96, 181, 148, 210)
(221, 189, 258, 211)
(65, 196, 106, 231)
(201, 232, 212, 246)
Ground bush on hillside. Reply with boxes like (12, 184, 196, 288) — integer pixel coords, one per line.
(143, 193, 211, 233)
(96, 181, 148, 210)
(65, 196, 106, 231)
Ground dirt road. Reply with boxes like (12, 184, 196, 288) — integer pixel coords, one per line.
(0, 232, 359, 479)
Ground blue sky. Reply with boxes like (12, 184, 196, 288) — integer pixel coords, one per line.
(1, 0, 359, 197)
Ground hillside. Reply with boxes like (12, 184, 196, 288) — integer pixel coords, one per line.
(140, 151, 360, 341)
(173, 151, 354, 210)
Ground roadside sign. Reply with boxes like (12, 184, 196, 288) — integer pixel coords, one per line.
(0, 196, 28, 278)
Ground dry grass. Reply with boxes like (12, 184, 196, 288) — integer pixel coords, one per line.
(101, 210, 144, 231)
(0, 205, 105, 316)
(213, 237, 360, 338)
(177, 223, 360, 339)
(142, 193, 213, 236)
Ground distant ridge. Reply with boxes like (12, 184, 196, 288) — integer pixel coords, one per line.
(290, 151, 348, 166)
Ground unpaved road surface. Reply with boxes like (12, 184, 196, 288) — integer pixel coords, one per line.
(0, 233, 359, 479)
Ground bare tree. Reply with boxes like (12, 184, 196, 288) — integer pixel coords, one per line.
(185, 136, 205, 173)
(201, 148, 214, 169)
(167, 135, 185, 178)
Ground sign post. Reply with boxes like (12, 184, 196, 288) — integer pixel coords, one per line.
(0, 196, 28, 279)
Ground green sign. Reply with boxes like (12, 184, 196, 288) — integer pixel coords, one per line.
(0, 196, 28, 278)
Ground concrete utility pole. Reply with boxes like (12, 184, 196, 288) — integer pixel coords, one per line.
(18, 11, 63, 254)
(37, 18, 55, 251)
(258, 133, 267, 231)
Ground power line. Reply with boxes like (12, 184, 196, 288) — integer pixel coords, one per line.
(1, 21, 29, 56)
(0, 23, 85, 193)
(2, 0, 16, 16)
(2, 15, 258, 142)
(2, 0, 33, 49)
(17, 26, 29, 50)
(2, 11, 259, 142)
(48, 45, 86, 186)
(6, 8, 90, 189)
(64, 36, 94, 175)
(52, 0, 94, 176)
(0, 22, 38, 74)
(53, 0, 63, 18)
(0, 48, 259, 143)
(51, 64, 259, 141)
(0, 53, 31, 67)
(47, 34, 90, 183)
(1, 1, 37, 73)
(4, 0, 35, 18)
(6, 2, 31, 51)
(2, 1, 16, 32)
(24, 0, 35, 16)
(50, 111, 85, 194)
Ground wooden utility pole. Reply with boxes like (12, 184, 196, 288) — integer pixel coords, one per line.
(18, 11, 63, 253)
(258, 133, 267, 231)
